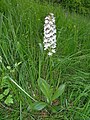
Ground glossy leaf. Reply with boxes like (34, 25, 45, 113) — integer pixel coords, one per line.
(38, 78, 52, 103)
(52, 84, 65, 101)
(32, 101, 47, 110)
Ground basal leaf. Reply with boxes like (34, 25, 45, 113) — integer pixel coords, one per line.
(32, 101, 47, 110)
(38, 78, 52, 103)
(52, 84, 65, 101)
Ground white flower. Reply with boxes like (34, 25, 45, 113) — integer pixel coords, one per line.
(51, 49, 56, 53)
(45, 20, 49, 24)
(43, 13, 56, 56)
(48, 52, 53, 56)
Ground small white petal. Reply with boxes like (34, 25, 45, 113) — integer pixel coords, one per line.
(45, 33, 53, 38)
(48, 52, 53, 56)
(45, 20, 49, 24)
(44, 47, 48, 50)
(44, 43, 50, 48)
(53, 29, 56, 34)
(45, 16, 49, 20)
(49, 27, 53, 31)
(52, 18, 55, 23)
(51, 44, 56, 48)
(44, 24, 50, 29)
(50, 13, 54, 16)
(43, 38, 48, 42)
(52, 35, 56, 40)
(44, 29, 50, 34)
(49, 21, 53, 25)
(44, 46, 48, 50)
(50, 41, 55, 45)
(53, 25, 56, 28)
(52, 49, 56, 53)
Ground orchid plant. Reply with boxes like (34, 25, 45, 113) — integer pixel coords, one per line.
(3, 13, 65, 112)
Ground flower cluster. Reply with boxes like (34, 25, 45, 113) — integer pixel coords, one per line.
(43, 13, 56, 56)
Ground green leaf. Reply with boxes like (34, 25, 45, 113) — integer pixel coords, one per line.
(0, 94, 4, 100)
(3, 88, 9, 95)
(38, 78, 52, 103)
(32, 101, 47, 111)
(50, 106, 58, 113)
(4, 95, 13, 105)
(52, 84, 65, 101)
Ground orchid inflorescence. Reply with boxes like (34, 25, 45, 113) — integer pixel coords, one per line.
(43, 13, 56, 56)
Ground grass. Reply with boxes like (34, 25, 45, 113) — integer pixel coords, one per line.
(0, 0, 90, 119)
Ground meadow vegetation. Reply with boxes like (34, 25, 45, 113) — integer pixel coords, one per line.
(0, 0, 90, 119)
(41, 0, 90, 15)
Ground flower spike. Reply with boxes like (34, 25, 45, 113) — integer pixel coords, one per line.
(43, 13, 56, 56)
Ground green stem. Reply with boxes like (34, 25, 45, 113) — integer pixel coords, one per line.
(50, 56, 53, 84)
(39, 53, 41, 79)
(20, 101, 22, 120)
